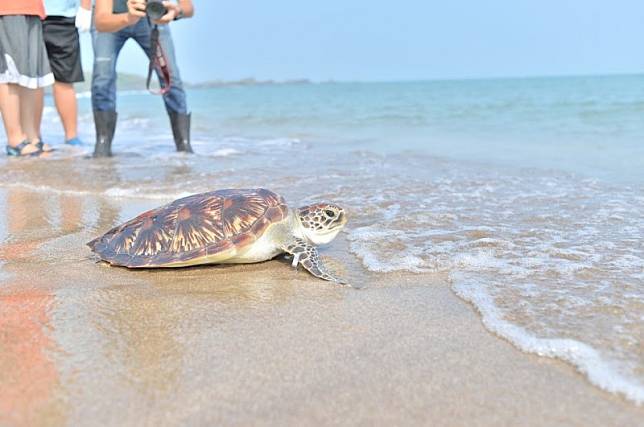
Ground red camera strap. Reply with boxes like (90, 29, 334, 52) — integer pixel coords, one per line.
(146, 25, 172, 95)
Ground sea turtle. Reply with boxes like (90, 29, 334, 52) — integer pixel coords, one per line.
(87, 188, 348, 284)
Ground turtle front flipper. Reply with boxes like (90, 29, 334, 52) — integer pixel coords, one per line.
(283, 238, 348, 285)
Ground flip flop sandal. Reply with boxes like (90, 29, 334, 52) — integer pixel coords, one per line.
(6, 140, 43, 157)
(33, 140, 54, 152)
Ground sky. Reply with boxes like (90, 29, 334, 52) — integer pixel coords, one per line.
(80, 0, 644, 83)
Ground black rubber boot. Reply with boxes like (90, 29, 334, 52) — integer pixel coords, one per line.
(169, 111, 193, 153)
(93, 110, 117, 157)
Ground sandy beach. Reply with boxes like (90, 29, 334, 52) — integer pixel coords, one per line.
(1, 76, 643, 425)
(1, 185, 642, 426)
(0, 0, 642, 421)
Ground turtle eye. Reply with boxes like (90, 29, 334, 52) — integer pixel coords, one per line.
(325, 210, 335, 217)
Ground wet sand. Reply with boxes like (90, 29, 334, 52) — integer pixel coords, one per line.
(1, 187, 643, 426)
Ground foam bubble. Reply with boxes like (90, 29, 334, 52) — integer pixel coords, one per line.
(211, 148, 242, 157)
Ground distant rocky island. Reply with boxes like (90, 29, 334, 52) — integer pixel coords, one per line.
(74, 72, 312, 92)
(187, 78, 311, 88)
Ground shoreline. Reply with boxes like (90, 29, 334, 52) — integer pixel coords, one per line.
(453, 278, 644, 406)
(0, 187, 642, 425)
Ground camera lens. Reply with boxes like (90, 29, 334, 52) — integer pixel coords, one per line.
(146, 0, 167, 21)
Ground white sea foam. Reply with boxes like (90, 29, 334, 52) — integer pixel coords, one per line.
(103, 188, 192, 200)
(0, 182, 190, 202)
(118, 117, 151, 129)
(255, 137, 301, 147)
(347, 227, 428, 273)
(210, 148, 242, 157)
(345, 167, 644, 405)
(452, 277, 644, 405)
(0, 182, 96, 197)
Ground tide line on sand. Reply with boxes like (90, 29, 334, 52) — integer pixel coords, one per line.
(452, 275, 644, 406)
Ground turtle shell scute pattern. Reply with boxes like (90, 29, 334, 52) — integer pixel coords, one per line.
(87, 188, 288, 267)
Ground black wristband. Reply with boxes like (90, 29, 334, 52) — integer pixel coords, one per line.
(174, 7, 184, 20)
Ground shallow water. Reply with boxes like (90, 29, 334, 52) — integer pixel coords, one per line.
(1, 76, 643, 412)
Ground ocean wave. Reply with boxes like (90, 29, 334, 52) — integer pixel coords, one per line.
(345, 167, 644, 405)
(349, 223, 644, 404)
(0, 182, 190, 202)
(210, 148, 243, 157)
(103, 188, 193, 200)
(0, 182, 96, 197)
(452, 276, 644, 405)
(254, 137, 302, 147)
(348, 227, 427, 273)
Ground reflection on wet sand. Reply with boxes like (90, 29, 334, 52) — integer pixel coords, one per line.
(87, 267, 296, 398)
(0, 187, 123, 426)
(6, 190, 52, 241)
(0, 189, 69, 427)
(92, 285, 185, 397)
(0, 187, 307, 425)
(60, 194, 83, 234)
(0, 289, 66, 427)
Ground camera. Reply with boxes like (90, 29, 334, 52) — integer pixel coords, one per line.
(146, 0, 167, 21)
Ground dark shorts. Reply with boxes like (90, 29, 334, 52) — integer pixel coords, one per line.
(42, 16, 83, 83)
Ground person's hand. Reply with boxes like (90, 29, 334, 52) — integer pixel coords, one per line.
(126, 0, 146, 25)
(75, 6, 92, 32)
(153, 1, 181, 25)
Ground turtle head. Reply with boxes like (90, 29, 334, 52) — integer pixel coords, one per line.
(296, 203, 347, 245)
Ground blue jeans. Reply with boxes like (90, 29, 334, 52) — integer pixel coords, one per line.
(91, 19, 187, 114)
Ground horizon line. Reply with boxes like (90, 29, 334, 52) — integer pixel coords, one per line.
(84, 69, 644, 85)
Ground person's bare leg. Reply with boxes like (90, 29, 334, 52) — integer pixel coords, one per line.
(0, 83, 38, 154)
(53, 82, 78, 141)
(0, 83, 25, 145)
(19, 86, 41, 142)
(20, 86, 51, 151)
(35, 86, 43, 136)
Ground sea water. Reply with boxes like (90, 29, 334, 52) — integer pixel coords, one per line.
(1, 74, 642, 404)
